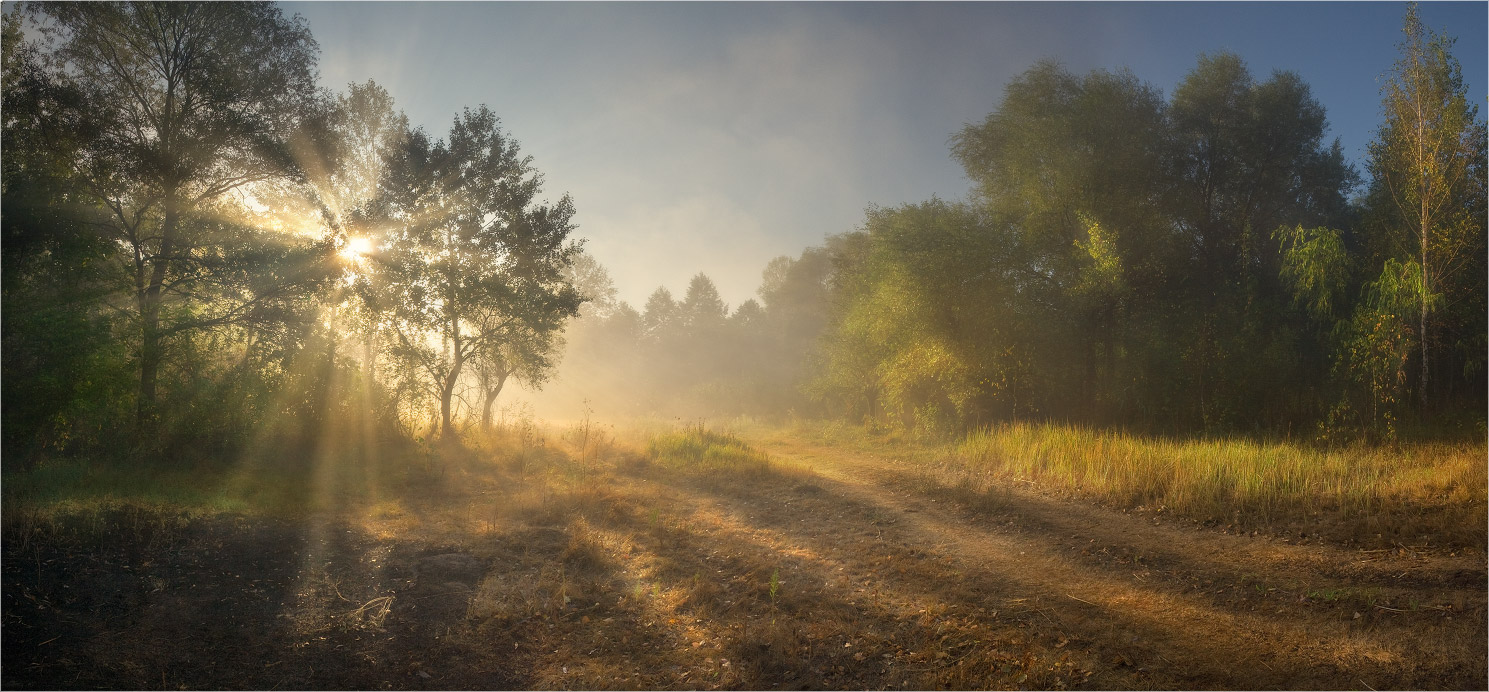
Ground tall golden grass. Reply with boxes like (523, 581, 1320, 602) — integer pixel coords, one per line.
(808, 421, 1487, 548)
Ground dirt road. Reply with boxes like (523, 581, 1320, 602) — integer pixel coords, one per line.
(751, 438, 1487, 689)
(4, 436, 1484, 689)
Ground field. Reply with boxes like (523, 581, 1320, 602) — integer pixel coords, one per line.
(3, 422, 1485, 690)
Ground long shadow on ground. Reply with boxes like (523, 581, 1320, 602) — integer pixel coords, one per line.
(2, 508, 532, 690)
(634, 454, 1487, 691)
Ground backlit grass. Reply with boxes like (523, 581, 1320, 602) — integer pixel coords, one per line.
(805, 420, 1487, 549)
(647, 423, 772, 474)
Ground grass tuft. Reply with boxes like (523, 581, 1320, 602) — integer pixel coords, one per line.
(647, 424, 772, 474)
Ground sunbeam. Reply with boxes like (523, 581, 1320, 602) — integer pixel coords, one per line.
(5, 3, 1484, 690)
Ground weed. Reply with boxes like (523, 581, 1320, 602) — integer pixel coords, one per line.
(344, 595, 394, 630)
(566, 400, 616, 468)
(1307, 587, 1349, 602)
(768, 568, 782, 624)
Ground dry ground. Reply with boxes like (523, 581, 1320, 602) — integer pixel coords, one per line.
(3, 430, 1484, 690)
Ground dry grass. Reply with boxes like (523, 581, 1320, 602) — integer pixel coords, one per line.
(799, 420, 1487, 549)
(7, 419, 1484, 689)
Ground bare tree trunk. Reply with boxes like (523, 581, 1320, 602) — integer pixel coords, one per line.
(439, 315, 464, 438)
(480, 372, 509, 429)
(136, 193, 178, 431)
(439, 362, 462, 439)
(1420, 221, 1430, 410)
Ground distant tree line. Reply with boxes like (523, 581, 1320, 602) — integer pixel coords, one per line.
(535, 249, 834, 420)
(554, 5, 1483, 441)
(3, 2, 582, 464)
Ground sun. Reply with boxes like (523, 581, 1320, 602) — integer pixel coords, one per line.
(340, 235, 375, 261)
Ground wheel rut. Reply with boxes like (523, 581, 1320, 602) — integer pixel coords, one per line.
(756, 439, 1488, 690)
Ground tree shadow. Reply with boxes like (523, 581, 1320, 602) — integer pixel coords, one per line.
(636, 459, 1485, 690)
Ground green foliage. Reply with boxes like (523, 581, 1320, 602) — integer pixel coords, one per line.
(1363, 2, 1486, 410)
(2, 6, 584, 467)
(809, 201, 1024, 432)
(356, 106, 583, 437)
(1073, 215, 1125, 301)
(806, 47, 1475, 438)
(1333, 259, 1428, 439)
(18, 2, 328, 432)
(1276, 225, 1350, 320)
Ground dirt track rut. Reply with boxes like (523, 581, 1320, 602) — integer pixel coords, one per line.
(755, 439, 1487, 690)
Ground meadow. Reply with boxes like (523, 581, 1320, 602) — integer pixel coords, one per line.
(4, 421, 1484, 690)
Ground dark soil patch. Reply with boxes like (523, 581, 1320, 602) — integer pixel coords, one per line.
(6, 435, 1484, 690)
(2, 513, 522, 690)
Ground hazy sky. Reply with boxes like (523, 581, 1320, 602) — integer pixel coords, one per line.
(292, 1, 1487, 309)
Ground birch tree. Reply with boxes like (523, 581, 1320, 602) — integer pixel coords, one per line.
(1368, 3, 1484, 408)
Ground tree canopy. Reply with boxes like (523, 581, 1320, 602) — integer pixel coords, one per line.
(4, 2, 584, 459)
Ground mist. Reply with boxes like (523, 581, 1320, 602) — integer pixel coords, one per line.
(3, 3, 1485, 690)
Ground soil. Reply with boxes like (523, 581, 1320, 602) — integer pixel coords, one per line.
(4, 437, 1485, 690)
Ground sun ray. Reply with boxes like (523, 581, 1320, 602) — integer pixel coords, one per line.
(340, 235, 375, 261)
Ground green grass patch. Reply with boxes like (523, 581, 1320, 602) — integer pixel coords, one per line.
(647, 424, 772, 474)
(0, 434, 451, 529)
(3, 457, 297, 516)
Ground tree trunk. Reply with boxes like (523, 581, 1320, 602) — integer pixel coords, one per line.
(137, 316, 161, 427)
(136, 192, 178, 431)
(480, 372, 509, 429)
(1419, 216, 1430, 411)
(439, 362, 462, 439)
(1083, 324, 1098, 421)
(362, 332, 378, 386)
(439, 315, 465, 438)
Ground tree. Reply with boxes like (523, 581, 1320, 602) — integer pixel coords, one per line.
(758, 248, 833, 346)
(1167, 52, 1356, 428)
(680, 273, 728, 330)
(952, 62, 1177, 424)
(565, 252, 620, 319)
(27, 2, 324, 429)
(642, 287, 681, 342)
(472, 329, 558, 429)
(3, 12, 134, 462)
(366, 107, 582, 438)
(1367, 3, 1485, 409)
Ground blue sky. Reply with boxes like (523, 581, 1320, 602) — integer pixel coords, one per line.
(291, 1, 1487, 308)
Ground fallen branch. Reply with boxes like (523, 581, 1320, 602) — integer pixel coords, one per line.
(1373, 604, 1449, 613)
